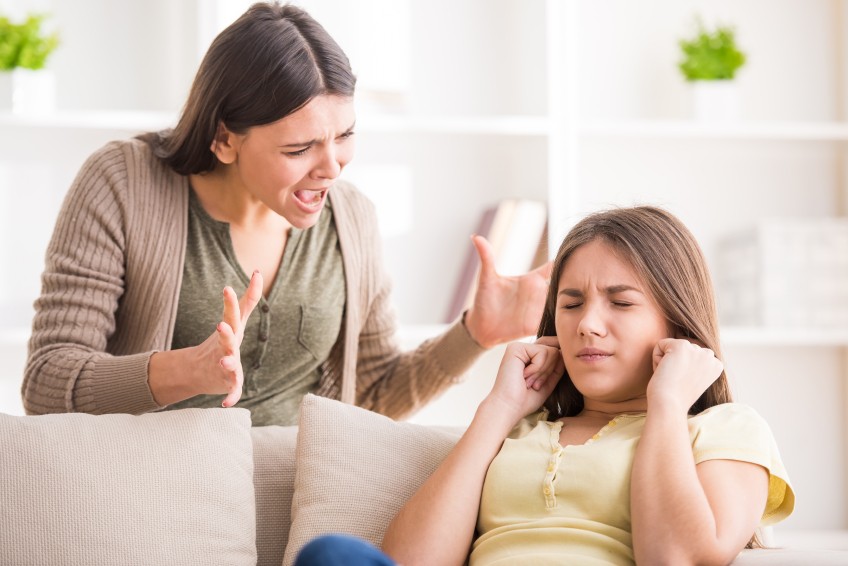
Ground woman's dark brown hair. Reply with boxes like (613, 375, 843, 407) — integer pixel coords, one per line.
(141, 2, 356, 175)
(539, 206, 733, 420)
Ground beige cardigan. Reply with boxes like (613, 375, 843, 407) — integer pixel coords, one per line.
(23, 139, 484, 419)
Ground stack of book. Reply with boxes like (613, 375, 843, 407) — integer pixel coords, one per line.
(717, 218, 848, 327)
(445, 199, 548, 323)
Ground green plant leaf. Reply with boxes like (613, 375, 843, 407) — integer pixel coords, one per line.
(678, 19, 746, 81)
(0, 13, 60, 71)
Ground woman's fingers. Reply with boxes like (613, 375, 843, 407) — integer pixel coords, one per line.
(217, 322, 243, 407)
(221, 380, 243, 408)
(239, 270, 263, 325)
(471, 234, 498, 282)
(221, 286, 241, 336)
(216, 321, 238, 354)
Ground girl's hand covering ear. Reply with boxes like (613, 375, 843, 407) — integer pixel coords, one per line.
(488, 341, 565, 425)
(649, 338, 723, 413)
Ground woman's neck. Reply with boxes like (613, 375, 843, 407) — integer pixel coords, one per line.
(189, 170, 285, 230)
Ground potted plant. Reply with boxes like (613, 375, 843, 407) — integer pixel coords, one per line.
(0, 13, 60, 114)
(678, 19, 746, 122)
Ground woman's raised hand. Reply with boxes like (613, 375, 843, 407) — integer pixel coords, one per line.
(215, 271, 263, 407)
(648, 338, 724, 414)
(463, 235, 552, 349)
(147, 271, 263, 407)
(487, 338, 565, 425)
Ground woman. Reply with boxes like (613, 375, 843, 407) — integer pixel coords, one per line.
(296, 206, 794, 565)
(21, 2, 549, 425)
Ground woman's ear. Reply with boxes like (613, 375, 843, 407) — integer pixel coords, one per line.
(210, 121, 239, 165)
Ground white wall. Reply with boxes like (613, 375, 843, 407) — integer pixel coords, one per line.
(1, 0, 197, 111)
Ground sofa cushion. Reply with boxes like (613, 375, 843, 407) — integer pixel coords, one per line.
(252, 425, 298, 566)
(0, 408, 256, 566)
(733, 548, 848, 564)
(282, 394, 462, 566)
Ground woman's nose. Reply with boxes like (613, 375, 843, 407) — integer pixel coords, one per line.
(312, 145, 342, 181)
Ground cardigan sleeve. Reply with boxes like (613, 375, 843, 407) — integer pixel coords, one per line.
(22, 142, 160, 415)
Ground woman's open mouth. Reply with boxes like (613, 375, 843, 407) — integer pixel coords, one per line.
(293, 188, 327, 211)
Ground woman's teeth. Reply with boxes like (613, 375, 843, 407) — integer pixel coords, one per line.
(296, 190, 323, 204)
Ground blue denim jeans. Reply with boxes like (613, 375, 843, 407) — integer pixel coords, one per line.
(294, 534, 397, 566)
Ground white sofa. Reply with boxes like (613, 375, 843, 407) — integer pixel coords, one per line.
(1, 394, 845, 565)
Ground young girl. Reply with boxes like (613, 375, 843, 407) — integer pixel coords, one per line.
(296, 206, 795, 566)
(384, 207, 794, 566)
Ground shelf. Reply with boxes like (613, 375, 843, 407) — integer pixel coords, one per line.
(0, 328, 30, 346)
(776, 528, 848, 551)
(0, 110, 177, 131)
(721, 326, 848, 347)
(350, 113, 550, 136)
(0, 110, 551, 137)
(5, 323, 846, 349)
(580, 120, 848, 141)
(396, 324, 848, 349)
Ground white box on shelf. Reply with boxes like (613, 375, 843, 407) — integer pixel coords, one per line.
(717, 219, 848, 328)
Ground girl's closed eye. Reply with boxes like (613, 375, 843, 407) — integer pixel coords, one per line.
(285, 146, 310, 157)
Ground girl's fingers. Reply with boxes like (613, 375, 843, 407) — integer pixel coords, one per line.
(534, 336, 560, 348)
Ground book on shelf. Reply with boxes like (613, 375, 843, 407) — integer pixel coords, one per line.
(445, 199, 548, 323)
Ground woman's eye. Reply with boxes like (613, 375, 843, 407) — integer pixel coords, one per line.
(613, 302, 633, 308)
(562, 303, 582, 310)
(339, 130, 355, 140)
(285, 147, 309, 157)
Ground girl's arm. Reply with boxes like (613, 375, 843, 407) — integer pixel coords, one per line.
(630, 339, 769, 566)
(382, 341, 563, 566)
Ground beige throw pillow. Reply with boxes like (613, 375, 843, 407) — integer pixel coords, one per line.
(282, 394, 462, 566)
(0, 408, 256, 566)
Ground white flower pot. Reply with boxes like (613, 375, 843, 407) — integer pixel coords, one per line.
(0, 69, 56, 114)
(692, 80, 740, 123)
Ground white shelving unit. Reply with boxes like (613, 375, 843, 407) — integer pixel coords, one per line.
(1, 0, 846, 548)
(544, 0, 848, 546)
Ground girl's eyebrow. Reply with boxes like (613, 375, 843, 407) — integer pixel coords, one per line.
(558, 284, 643, 298)
(279, 121, 356, 148)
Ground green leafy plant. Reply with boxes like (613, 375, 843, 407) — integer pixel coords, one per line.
(678, 20, 745, 81)
(0, 13, 60, 71)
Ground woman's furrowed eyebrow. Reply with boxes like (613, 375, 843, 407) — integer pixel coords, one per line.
(278, 121, 356, 148)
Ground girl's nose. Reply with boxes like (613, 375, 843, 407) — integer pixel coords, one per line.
(577, 305, 606, 337)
